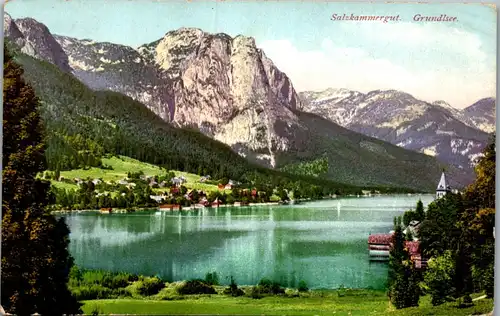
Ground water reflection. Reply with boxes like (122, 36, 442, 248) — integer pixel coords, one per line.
(64, 195, 434, 289)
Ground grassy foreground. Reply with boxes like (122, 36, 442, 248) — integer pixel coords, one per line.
(82, 290, 493, 315)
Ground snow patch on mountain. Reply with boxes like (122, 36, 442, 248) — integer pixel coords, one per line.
(397, 139, 413, 147)
(436, 130, 456, 136)
(468, 153, 484, 166)
(396, 125, 411, 137)
(421, 145, 437, 157)
(417, 122, 434, 131)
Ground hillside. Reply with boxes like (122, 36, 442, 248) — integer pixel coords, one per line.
(284, 111, 466, 189)
(46, 155, 225, 193)
(462, 97, 496, 134)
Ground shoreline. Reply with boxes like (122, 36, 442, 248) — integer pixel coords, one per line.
(50, 200, 304, 214)
(50, 193, 432, 215)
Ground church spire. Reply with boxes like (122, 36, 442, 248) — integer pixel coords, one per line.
(436, 170, 450, 199)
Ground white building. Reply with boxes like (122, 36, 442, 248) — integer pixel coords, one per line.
(436, 171, 451, 199)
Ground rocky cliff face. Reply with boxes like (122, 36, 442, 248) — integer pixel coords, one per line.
(4, 13, 26, 48)
(137, 28, 304, 166)
(4, 17, 304, 168)
(5, 14, 71, 73)
(53, 34, 175, 121)
(299, 88, 493, 176)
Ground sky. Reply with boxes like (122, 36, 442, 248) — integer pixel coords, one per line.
(6, 0, 497, 108)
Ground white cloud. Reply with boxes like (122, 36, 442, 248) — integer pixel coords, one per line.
(257, 22, 495, 108)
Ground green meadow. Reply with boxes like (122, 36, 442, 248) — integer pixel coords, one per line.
(46, 155, 229, 193)
(81, 290, 493, 316)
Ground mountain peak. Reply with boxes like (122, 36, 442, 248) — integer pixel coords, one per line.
(8, 15, 72, 73)
(432, 100, 451, 107)
(165, 27, 205, 38)
(432, 100, 457, 113)
(464, 97, 496, 113)
(4, 12, 25, 48)
(366, 89, 416, 100)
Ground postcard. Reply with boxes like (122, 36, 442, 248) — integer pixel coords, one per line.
(1, 1, 496, 315)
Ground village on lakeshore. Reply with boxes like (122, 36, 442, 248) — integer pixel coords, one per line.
(47, 162, 395, 215)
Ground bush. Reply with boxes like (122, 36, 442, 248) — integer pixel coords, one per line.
(77, 270, 137, 290)
(424, 251, 456, 306)
(103, 272, 136, 289)
(205, 272, 220, 285)
(298, 280, 309, 292)
(223, 276, 245, 297)
(68, 265, 83, 287)
(112, 287, 132, 298)
(177, 279, 217, 295)
(81, 270, 109, 286)
(285, 288, 300, 297)
(256, 278, 285, 295)
(337, 284, 346, 297)
(70, 284, 112, 300)
(137, 277, 165, 296)
(250, 286, 263, 299)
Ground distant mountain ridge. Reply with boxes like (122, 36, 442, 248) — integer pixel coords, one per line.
(461, 97, 496, 133)
(299, 88, 494, 181)
(4, 13, 470, 190)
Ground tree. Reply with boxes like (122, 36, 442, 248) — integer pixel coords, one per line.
(1, 46, 82, 314)
(423, 250, 456, 306)
(402, 209, 416, 227)
(458, 137, 495, 297)
(415, 199, 425, 222)
(388, 217, 405, 290)
(180, 185, 188, 195)
(418, 193, 464, 258)
(277, 187, 289, 202)
(463, 136, 495, 210)
(293, 189, 301, 200)
(388, 216, 420, 309)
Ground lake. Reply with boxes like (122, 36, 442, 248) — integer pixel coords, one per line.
(64, 194, 435, 289)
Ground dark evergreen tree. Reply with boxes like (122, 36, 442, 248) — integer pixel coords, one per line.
(388, 217, 405, 291)
(415, 199, 425, 222)
(1, 46, 82, 314)
(388, 216, 420, 309)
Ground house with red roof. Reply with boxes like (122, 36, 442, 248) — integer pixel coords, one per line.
(367, 232, 427, 269)
(211, 197, 222, 208)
